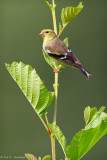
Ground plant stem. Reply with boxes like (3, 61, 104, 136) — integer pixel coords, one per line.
(52, 0, 57, 34)
(53, 72, 58, 124)
(51, 135, 56, 160)
(51, 1, 58, 160)
(51, 72, 59, 160)
(45, 114, 49, 125)
(45, 1, 52, 9)
(38, 113, 48, 132)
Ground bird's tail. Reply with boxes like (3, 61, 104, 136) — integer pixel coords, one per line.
(80, 68, 91, 80)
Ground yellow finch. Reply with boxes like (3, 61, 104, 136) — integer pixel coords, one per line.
(39, 29, 91, 79)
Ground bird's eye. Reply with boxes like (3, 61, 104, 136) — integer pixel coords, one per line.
(45, 31, 49, 33)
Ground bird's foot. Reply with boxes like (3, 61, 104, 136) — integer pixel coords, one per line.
(53, 68, 62, 72)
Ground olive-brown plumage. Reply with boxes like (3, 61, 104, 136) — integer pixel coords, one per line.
(39, 29, 91, 79)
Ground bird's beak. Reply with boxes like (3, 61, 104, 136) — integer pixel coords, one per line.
(39, 32, 44, 36)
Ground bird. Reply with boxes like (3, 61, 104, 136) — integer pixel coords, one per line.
(39, 29, 91, 80)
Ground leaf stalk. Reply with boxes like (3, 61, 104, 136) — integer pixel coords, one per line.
(38, 114, 48, 132)
(58, 23, 68, 38)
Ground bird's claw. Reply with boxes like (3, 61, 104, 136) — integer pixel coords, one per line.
(53, 68, 62, 72)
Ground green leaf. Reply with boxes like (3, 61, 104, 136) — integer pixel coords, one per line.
(84, 106, 91, 125)
(5, 62, 54, 116)
(61, 2, 84, 26)
(25, 153, 37, 160)
(89, 107, 97, 122)
(59, 22, 62, 33)
(99, 106, 106, 113)
(65, 111, 107, 160)
(42, 155, 51, 160)
(86, 112, 107, 129)
(42, 49, 62, 70)
(63, 37, 69, 47)
(84, 107, 98, 126)
(48, 123, 67, 155)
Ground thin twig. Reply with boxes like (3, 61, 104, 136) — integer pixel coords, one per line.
(45, 114, 49, 125)
(58, 23, 68, 38)
(45, 1, 52, 9)
(38, 113, 48, 132)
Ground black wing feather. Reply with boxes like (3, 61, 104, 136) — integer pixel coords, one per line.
(46, 48, 83, 69)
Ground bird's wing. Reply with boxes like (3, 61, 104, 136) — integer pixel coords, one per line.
(44, 37, 68, 55)
(45, 47, 83, 68)
(66, 48, 82, 66)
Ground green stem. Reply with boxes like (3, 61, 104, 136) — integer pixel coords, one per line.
(45, 114, 49, 125)
(53, 72, 58, 124)
(51, 72, 59, 160)
(45, 1, 52, 9)
(51, 1, 58, 160)
(38, 113, 48, 132)
(52, 0, 57, 34)
(51, 135, 56, 160)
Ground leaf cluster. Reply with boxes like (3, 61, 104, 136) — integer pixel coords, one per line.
(48, 107, 107, 160)
(6, 62, 107, 160)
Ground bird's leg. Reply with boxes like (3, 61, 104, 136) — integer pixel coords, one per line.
(53, 68, 62, 72)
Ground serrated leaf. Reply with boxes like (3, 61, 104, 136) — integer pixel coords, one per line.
(5, 62, 54, 116)
(48, 123, 67, 155)
(42, 49, 62, 70)
(84, 106, 91, 125)
(42, 155, 51, 160)
(61, 2, 84, 26)
(65, 111, 107, 160)
(25, 153, 37, 160)
(63, 37, 69, 47)
(86, 112, 107, 129)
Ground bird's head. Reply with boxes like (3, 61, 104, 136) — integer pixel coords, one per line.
(39, 29, 57, 42)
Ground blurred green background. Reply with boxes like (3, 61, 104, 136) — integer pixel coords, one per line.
(0, 0, 107, 159)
